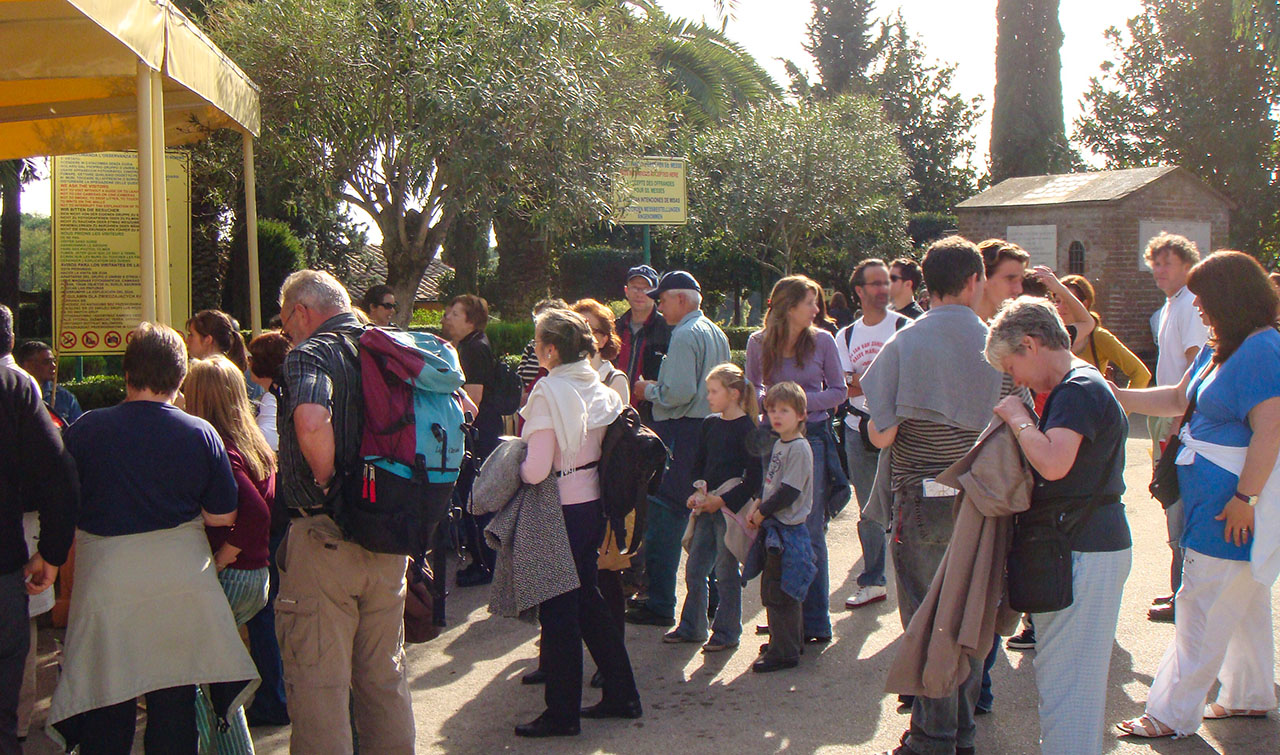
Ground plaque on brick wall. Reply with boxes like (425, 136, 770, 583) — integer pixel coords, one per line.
(1137, 220, 1211, 271)
(1006, 225, 1058, 269)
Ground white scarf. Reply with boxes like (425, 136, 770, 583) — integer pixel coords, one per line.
(1177, 425, 1280, 586)
(520, 359, 623, 466)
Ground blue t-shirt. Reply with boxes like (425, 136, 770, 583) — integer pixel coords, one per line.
(64, 400, 238, 537)
(1033, 364, 1131, 552)
(1178, 329, 1280, 561)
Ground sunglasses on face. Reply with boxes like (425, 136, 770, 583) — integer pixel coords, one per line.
(377, 301, 398, 311)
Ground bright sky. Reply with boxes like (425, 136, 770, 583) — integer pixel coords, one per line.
(21, 0, 1144, 221)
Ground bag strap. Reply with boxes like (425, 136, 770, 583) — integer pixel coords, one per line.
(1180, 358, 1217, 428)
(1088, 331, 1100, 369)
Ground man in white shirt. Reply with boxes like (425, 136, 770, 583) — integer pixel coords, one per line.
(835, 259, 906, 608)
(1144, 232, 1209, 623)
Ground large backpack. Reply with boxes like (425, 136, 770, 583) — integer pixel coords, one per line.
(334, 327, 467, 556)
(597, 405, 669, 555)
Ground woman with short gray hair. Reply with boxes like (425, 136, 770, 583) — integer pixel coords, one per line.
(987, 296, 1132, 755)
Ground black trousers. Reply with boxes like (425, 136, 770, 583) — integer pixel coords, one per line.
(540, 501, 639, 724)
(1, 571, 28, 755)
(72, 685, 197, 755)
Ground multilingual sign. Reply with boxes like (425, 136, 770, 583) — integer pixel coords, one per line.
(614, 157, 688, 226)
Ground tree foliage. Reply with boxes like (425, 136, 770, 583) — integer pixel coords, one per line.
(805, 0, 878, 98)
(990, 0, 1077, 182)
(669, 96, 910, 291)
(1075, 0, 1280, 257)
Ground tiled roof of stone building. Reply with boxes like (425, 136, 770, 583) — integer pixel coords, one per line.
(333, 245, 453, 304)
(957, 166, 1232, 209)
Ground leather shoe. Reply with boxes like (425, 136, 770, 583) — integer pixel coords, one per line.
(1148, 603, 1175, 623)
(455, 565, 492, 588)
(514, 713, 579, 738)
(624, 605, 675, 626)
(752, 656, 799, 673)
(581, 699, 643, 720)
(589, 669, 604, 688)
(521, 668, 546, 685)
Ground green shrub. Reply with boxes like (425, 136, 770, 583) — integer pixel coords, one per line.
(908, 212, 958, 249)
(410, 308, 444, 328)
(64, 375, 126, 410)
(486, 321, 534, 359)
(728, 350, 746, 370)
(558, 247, 643, 303)
(606, 300, 630, 318)
(721, 326, 757, 350)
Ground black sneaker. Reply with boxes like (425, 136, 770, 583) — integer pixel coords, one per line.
(1005, 627, 1036, 650)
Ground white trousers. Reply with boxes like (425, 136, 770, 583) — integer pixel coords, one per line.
(1146, 549, 1277, 735)
(1033, 549, 1131, 755)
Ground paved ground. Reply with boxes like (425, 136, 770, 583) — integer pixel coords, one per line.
(22, 423, 1280, 753)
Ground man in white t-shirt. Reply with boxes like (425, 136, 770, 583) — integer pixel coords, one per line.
(835, 259, 906, 608)
(1144, 232, 1209, 623)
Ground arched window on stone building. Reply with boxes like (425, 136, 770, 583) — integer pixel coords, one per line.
(1068, 241, 1086, 275)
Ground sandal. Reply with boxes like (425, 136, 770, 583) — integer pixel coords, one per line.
(1204, 703, 1270, 719)
(1116, 715, 1174, 738)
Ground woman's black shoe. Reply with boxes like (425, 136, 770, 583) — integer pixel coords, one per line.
(514, 714, 579, 738)
(455, 564, 493, 588)
(581, 699, 643, 719)
(521, 668, 547, 685)
(590, 669, 604, 688)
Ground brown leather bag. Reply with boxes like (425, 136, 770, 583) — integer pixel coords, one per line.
(404, 558, 440, 644)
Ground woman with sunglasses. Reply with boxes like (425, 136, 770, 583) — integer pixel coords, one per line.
(361, 284, 399, 328)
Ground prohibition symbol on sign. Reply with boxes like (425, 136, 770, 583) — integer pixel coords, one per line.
(82, 331, 99, 348)
(60, 332, 77, 349)
(103, 331, 122, 349)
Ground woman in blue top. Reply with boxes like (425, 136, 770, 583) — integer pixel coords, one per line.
(1112, 251, 1280, 738)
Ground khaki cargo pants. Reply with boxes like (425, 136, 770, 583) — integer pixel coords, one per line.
(276, 515, 414, 753)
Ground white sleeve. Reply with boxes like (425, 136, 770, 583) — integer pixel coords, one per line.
(1178, 300, 1209, 353)
(834, 325, 852, 372)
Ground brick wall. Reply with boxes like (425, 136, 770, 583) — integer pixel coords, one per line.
(956, 172, 1230, 360)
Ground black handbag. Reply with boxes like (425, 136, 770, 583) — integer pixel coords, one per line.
(1149, 361, 1215, 509)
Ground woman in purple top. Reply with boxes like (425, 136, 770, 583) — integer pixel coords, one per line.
(746, 275, 847, 641)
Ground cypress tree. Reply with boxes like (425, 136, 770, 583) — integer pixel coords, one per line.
(990, 0, 1069, 181)
(805, 0, 878, 97)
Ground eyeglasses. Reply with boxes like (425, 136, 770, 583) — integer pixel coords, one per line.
(625, 284, 651, 294)
(377, 301, 398, 311)
(890, 275, 904, 282)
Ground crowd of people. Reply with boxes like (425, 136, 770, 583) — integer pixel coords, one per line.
(1, 229, 1278, 754)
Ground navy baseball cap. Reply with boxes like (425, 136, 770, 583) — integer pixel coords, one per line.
(626, 265, 659, 287)
(647, 270, 701, 300)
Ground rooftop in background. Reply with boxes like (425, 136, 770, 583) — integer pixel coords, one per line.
(957, 166, 1234, 209)
(336, 246, 453, 305)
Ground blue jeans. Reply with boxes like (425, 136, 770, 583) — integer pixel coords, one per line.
(801, 421, 832, 638)
(978, 631, 999, 711)
(246, 530, 289, 724)
(644, 417, 702, 618)
(845, 424, 886, 587)
(674, 512, 742, 645)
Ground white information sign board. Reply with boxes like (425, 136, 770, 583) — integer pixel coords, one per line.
(1006, 225, 1058, 269)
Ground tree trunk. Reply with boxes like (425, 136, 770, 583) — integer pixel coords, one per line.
(493, 208, 550, 319)
(732, 288, 742, 326)
(378, 212, 437, 329)
(441, 209, 487, 296)
(0, 161, 21, 314)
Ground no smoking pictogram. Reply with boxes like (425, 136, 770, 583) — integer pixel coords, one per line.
(59, 332, 77, 349)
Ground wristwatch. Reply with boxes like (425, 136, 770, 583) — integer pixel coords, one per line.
(1233, 491, 1259, 507)
(1013, 421, 1035, 439)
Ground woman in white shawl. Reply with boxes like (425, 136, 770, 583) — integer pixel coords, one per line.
(513, 308, 642, 738)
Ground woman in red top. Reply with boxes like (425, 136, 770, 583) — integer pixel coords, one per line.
(184, 354, 276, 752)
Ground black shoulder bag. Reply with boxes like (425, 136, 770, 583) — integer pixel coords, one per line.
(1006, 370, 1123, 614)
(1149, 360, 1216, 509)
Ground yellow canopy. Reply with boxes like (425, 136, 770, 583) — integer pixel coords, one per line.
(0, 0, 259, 161)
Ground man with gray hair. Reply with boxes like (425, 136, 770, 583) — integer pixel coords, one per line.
(275, 270, 415, 752)
(627, 271, 731, 626)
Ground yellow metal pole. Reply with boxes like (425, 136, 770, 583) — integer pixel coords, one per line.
(136, 61, 156, 323)
(243, 134, 262, 336)
(150, 69, 171, 326)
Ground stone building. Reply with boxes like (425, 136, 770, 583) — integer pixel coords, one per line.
(956, 166, 1231, 359)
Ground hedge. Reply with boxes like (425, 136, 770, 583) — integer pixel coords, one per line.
(722, 326, 756, 351)
(63, 375, 126, 410)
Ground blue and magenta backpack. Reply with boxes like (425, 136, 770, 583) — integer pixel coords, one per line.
(334, 326, 467, 555)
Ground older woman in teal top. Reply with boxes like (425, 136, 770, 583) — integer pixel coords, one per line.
(1112, 251, 1280, 739)
(746, 275, 847, 641)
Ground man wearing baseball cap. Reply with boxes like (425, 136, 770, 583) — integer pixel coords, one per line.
(614, 265, 670, 424)
(627, 271, 731, 626)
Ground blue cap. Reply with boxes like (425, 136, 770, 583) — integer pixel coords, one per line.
(626, 264, 659, 288)
(647, 270, 701, 300)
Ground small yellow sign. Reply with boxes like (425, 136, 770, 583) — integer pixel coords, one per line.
(51, 151, 191, 355)
(615, 156, 688, 225)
